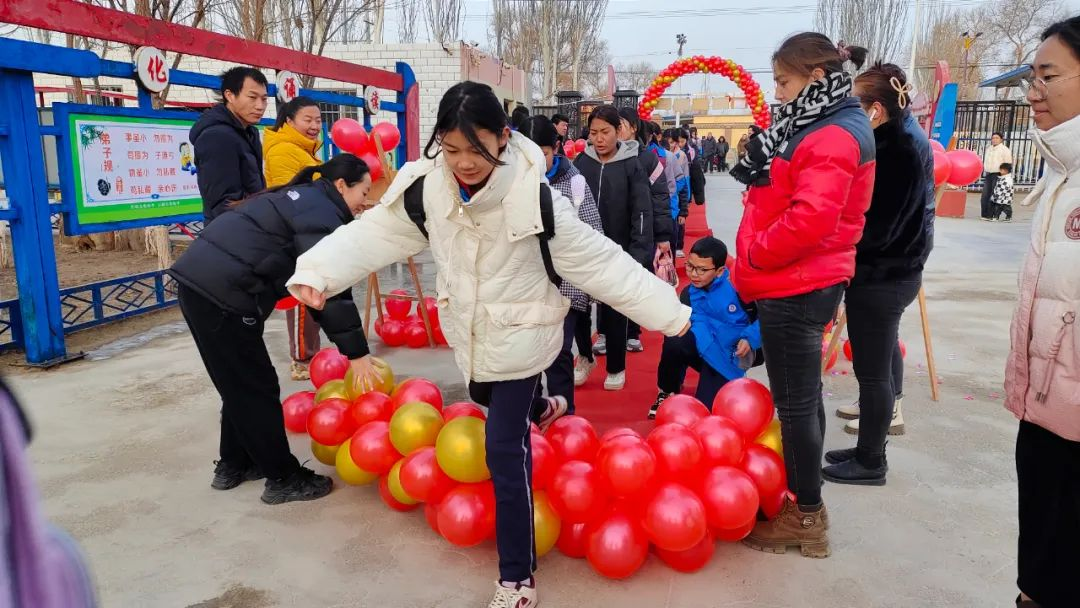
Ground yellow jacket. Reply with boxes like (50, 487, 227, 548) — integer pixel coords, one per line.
(263, 123, 321, 187)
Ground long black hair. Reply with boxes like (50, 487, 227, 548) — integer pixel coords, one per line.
(588, 105, 621, 131)
(617, 107, 647, 146)
(273, 95, 320, 131)
(773, 32, 868, 76)
(425, 81, 508, 167)
(520, 115, 559, 149)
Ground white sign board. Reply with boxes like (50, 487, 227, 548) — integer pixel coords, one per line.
(134, 46, 170, 93)
(276, 70, 300, 103)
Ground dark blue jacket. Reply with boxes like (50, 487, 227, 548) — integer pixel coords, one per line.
(683, 271, 761, 381)
(169, 180, 368, 358)
(190, 104, 266, 224)
(904, 112, 936, 255)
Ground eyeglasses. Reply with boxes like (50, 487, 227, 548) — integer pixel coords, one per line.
(1019, 68, 1080, 100)
(685, 262, 716, 276)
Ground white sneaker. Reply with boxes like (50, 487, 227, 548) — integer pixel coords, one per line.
(537, 396, 568, 431)
(489, 581, 538, 608)
(835, 399, 860, 420)
(592, 334, 607, 356)
(604, 371, 626, 391)
(676, 250, 686, 258)
(844, 396, 905, 436)
(573, 356, 595, 387)
(626, 338, 644, 352)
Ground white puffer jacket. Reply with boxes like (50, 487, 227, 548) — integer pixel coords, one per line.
(288, 133, 691, 382)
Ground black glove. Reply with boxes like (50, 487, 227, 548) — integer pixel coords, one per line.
(729, 134, 768, 185)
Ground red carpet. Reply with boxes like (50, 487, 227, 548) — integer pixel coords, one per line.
(575, 204, 713, 436)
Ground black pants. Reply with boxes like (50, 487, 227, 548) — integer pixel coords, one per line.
(598, 303, 628, 374)
(469, 376, 545, 583)
(178, 284, 300, 480)
(544, 310, 583, 413)
(573, 306, 594, 364)
(981, 172, 999, 218)
(845, 275, 922, 460)
(674, 220, 686, 252)
(993, 203, 1013, 220)
(757, 284, 844, 507)
(1016, 420, 1080, 608)
(657, 330, 729, 406)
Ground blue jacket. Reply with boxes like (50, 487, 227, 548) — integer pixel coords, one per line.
(685, 271, 761, 381)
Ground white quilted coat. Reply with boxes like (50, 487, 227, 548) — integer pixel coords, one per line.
(1004, 113, 1080, 441)
(288, 133, 691, 382)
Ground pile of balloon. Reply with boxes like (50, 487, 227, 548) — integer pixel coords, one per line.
(928, 142, 983, 190)
(327, 118, 401, 182)
(374, 291, 448, 348)
(638, 56, 771, 130)
(820, 320, 907, 372)
(283, 358, 788, 579)
(562, 138, 588, 159)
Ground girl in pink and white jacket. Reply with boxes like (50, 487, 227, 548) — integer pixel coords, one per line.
(1006, 15, 1080, 608)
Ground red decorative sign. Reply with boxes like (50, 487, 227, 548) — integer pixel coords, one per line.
(638, 56, 770, 129)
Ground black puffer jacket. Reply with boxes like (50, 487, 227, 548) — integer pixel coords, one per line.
(169, 180, 368, 358)
(574, 141, 654, 265)
(637, 145, 674, 244)
(687, 147, 706, 204)
(852, 119, 932, 285)
(190, 104, 266, 224)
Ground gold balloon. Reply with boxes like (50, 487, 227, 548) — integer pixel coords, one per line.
(533, 490, 561, 557)
(390, 401, 444, 456)
(435, 416, 490, 483)
(315, 378, 348, 403)
(345, 356, 395, 400)
(335, 438, 379, 486)
(755, 419, 783, 458)
(387, 459, 418, 505)
(311, 439, 340, 466)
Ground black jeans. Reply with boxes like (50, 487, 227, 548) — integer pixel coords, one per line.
(674, 221, 686, 252)
(980, 172, 999, 218)
(1016, 420, 1080, 608)
(845, 274, 922, 460)
(574, 306, 594, 363)
(469, 376, 545, 583)
(598, 303, 628, 374)
(993, 203, 1013, 221)
(544, 310, 582, 413)
(178, 284, 300, 480)
(657, 330, 729, 406)
(757, 284, 844, 507)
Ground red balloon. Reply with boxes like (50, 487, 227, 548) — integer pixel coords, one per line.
(557, 520, 589, 558)
(379, 474, 419, 512)
(437, 482, 496, 547)
(282, 390, 316, 433)
(399, 446, 457, 503)
(371, 121, 402, 151)
(373, 316, 385, 339)
(349, 421, 402, 474)
(563, 141, 576, 158)
(404, 324, 428, 348)
(646, 423, 704, 484)
(586, 507, 650, 579)
(596, 435, 656, 497)
(642, 482, 708, 552)
(692, 416, 745, 468)
(546, 416, 600, 463)
(929, 139, 946, 153)
(391, 378, 444, 412)
(574, 138, 587, 153)
(740, 444, 788, 519)
(443, 402, 486, 422)
(424, 501, 441, 535)
(433, 325, 448, 346)
(945, 149, 982, 185)
(711, 378, 775, 439)
(843, 339, 854, 362)
(348, 391, 394, 428)
(655, 534, 716, 573)
(274, 295, 298, 310)
(899, 338, 907, 358)
(712, 519, 755, 542)
(933, 150, 952, 186)
(307, 399, 356, 446)
(822, 339, 839, 371)
(699, 465, 759, 531)
(309, 348, 349, 388)
(385, 289, 412, 320)
(531, 433, 558, 490)
(549, 460, 609, 523)
(600, 427, 642, 442)
(655, 394, 710, 427)
(330, 118, 367, 154)
(380, 318, 406, 346)
(420, 296, 439, 325)
(359, 151, 383, 182)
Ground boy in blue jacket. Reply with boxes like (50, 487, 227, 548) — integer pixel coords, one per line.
(649, 236, 762, 419)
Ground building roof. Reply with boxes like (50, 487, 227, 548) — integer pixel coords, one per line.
(980, 65, 1032, 89)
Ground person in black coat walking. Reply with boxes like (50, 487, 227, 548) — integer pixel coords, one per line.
(190, 67, 269, 224)
(170, 154, 380, 505)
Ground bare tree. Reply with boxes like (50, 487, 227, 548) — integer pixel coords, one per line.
(213, 0, 277, 43)
(615, 61, 657, 94)
(913, 4, 994, 101)
(564, 0, 608, 92)
(424, 0, 463, 45)
(815, 0, 910, 64)
(274, 0, 378, 86)
(397, 0, 421, 43)
(578, 38, 613, 98)
(983, 0, 1067, 66)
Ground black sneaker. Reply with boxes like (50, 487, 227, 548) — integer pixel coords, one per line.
(824, 447, 857, 465)
(261, 467, 333, 505)
(648, 392, 670, 420)
(211, 460, 265, 491)
(822, 453, 887, 486)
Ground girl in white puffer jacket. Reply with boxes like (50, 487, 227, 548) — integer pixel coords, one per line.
(288, 82, 690, 608)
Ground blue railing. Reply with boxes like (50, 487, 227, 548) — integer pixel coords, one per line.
(59, 270, 177, 333)
(0, 299, 22, 350)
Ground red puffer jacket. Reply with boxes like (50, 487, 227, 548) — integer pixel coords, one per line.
(735, 98, 876, 302)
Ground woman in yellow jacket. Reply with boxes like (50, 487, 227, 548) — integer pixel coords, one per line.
(264, 96, 325, 380)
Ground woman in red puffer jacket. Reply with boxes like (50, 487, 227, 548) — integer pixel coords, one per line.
(732, 32, 875, 559)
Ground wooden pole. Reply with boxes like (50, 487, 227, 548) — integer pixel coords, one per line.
(822, 309, 847, 374)
(409, 258, 437, 347)
(918, 286, 940, 401)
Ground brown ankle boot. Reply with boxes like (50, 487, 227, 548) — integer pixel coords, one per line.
(742, 496, 830, 558)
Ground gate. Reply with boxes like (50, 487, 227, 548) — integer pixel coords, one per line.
(953, 101, 1042, 189)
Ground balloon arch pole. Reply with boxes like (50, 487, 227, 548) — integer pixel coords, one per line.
(638, 55, 771, 130)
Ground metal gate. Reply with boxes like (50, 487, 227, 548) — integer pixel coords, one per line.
(953, 101, 1042, 189)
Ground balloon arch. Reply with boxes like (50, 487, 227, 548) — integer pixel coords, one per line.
(638, 56, 771, 130)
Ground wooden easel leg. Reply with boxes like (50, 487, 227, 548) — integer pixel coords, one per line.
(918, 286, 940, 402)
(363, 273, 374, 336)
(408, 257, 437, 347)
(822, 309, 848, 374)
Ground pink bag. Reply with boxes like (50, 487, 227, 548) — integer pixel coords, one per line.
(654, 250, 678, 287)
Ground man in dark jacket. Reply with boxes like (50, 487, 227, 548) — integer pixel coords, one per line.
(191, 66, 269, 224)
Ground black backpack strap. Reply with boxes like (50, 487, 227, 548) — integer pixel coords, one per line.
(538, 184, 562, 288)
(403, 176, 428, 240)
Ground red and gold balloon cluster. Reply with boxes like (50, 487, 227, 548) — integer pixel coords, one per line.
(284, 366, 788, 580)
(638, 56, 771, 130)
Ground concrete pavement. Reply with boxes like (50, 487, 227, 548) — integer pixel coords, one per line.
(11, 174, 1029, 607)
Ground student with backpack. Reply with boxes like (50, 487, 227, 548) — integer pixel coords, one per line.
(287, 82, 690, 608)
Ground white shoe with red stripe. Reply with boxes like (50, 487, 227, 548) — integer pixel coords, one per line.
(489, 581, 538, 608)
